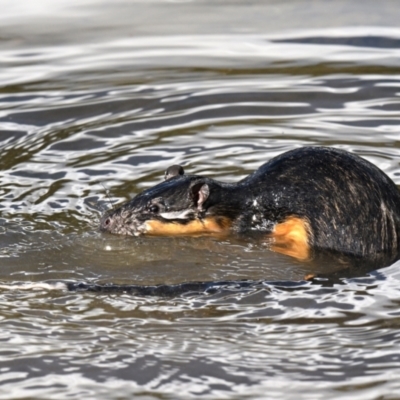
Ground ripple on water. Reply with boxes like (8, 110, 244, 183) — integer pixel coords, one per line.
(1, 22, 400, 400)
(0, 263, 400, 399)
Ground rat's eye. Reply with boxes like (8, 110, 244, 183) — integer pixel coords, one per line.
(148, 204, 160, 213)
(147, 198, 165, 214)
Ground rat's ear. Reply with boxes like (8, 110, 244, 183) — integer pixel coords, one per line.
(165, 165, 184, 180)
(190, 182, 210, 210)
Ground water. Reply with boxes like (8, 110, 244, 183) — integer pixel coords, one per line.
(1, 1, 400, 398)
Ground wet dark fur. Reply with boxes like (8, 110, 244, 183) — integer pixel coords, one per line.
(100, 147, 400, 263)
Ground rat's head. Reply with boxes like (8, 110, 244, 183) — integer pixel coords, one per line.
(99, 167, 230, 236)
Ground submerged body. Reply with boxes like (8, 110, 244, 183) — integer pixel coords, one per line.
(100, 147, 400, 262)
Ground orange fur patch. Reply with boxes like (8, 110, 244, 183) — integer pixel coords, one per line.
(304, 273, 316, 281)
(270, 216, 310, 260)
(144, 217, 232, 236)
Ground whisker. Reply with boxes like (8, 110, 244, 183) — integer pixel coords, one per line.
(101, 183, 115, 210)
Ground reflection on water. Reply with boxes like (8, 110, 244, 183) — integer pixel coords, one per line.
(1, 1, 400, 398)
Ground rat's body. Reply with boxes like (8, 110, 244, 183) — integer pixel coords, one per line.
(100, 147, 400, 262)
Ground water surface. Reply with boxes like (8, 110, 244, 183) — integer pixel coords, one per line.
(1, 1, 400, 399)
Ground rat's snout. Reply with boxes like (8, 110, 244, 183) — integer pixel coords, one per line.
(100, 213, 113, 232)
(99, 207, 145, 236)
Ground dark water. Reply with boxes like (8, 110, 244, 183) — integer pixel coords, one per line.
(2, 1, 400, 399)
